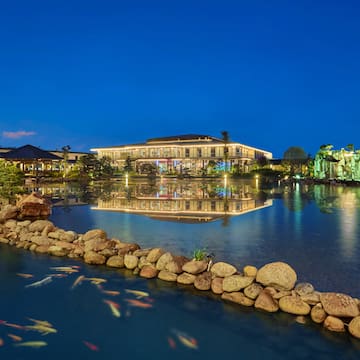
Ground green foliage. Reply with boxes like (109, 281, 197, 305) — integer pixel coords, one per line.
(0, 162, 25, 201)
(73, 154, 114, 181)
(193, 248, 208, 261)
(283, 146, 307, 160)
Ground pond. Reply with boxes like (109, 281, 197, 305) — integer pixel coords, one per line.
(1, 179, 360, 359)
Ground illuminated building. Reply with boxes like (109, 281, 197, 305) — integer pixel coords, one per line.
(91, 134, 272, 175)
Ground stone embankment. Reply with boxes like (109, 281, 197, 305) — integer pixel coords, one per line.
(0, 195, 360, 341)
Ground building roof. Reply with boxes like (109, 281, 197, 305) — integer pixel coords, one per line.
(0, 144, 62, 160)
(146, 134, 222, 143)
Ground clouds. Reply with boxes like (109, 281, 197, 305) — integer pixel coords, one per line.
(2, 130, 36, 139)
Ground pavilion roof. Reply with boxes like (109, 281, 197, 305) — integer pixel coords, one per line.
(0, 144, 62, 160)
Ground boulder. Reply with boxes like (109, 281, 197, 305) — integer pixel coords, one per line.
(210, 261, 237, 277)
(320, 292, 360, 318)
(48, 245, 69, 257)
(83, 229, 107, 242)
(295, 282, 314, 296)
(84, 250, 106, 265)
(133, 248, 152, 257)
(165, 255, 189, 274)
(84, 238, 111, 253)
(0, 205, 18, 223)
(323, 316, 345, 332)
(182, 260, 208, 274)
(244, 283, 263, 300)
(301, 291, 321, 305)
(243, 265, 257, 277)
(256, 262, 297, 291)
(156, 252, 174, 271)
(124, 254, 139, 269)
(279, 295, 311, 315)
(29, 220, 55, 233)
(60, 231, 77, 243)
(177, 272, 196, 285)
(222, 275, 254, 292)
(310, 303, 327, 324)
(211, 277, 224, 294)
(221, 292, 254, 307)
(254, 289, 279, 312)
(30, 235, 52, 246)
(106, 255, 125, 268)
(17, 192, 52, 219)
(35, 245, 50, 254)
(158, 270, 177, 282)
(194, 271, 212, 291)
(140, 265, 159, 279)
(146, 248, 165, 263)
(349, 316, 360, 339)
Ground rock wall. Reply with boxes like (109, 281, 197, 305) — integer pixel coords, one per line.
(0, 215, 360, 341)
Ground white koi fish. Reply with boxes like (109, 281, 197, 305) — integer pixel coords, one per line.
(125, 289, 150, 299)
(25, 276, 52, 288)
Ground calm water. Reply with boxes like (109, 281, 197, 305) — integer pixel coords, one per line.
(1, 179, 360, 359)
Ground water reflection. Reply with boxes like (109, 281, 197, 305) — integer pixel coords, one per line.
(91, 180, 272, 224)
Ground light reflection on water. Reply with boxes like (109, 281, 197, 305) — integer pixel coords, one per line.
(2, 179, 358, 359)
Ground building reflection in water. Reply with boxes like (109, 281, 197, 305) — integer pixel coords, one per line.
(92, 180, 272, 224)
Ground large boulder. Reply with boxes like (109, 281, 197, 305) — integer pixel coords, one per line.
(349, 316, 360, 339)
(106, 255, 125, 268)
(29, 220, 55, 233)
(158, 270, 177, 282)
(254, 289, 279, 312)
(182, 260, 208, 274)
(320, 293, 360, 318)
(222, 275, 254, 292)
(140, 265, 159, 279)
(323, 316, 345, 332)
(84, 250, 106, 265)
(177, 272, 196, 285)
(310, 303, 327, 324)
(210, 262, 237, 277)
(194, 271, 212, 291)
(256, 262, 297, 291)
(221, 292, 254, 307)
(279, 295, 311, 315)
(83, 229, 107, 242)
(17, 192, 52, 219)
(0, 205, 19, 223)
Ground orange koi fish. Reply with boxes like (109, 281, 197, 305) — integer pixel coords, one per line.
(71, 275, 85, 289)
(8, 333, 22, 342)
(0, 337, 4, 346)
(125, 299, 153, 309)
(167, 336, 177, 349)
(0, 320, 25, 330)
(83, 340, 99, 351)
(16, 273, 33, 278)
(49, 267, 79, 273)
(103, 299, 121, 318)
(101, 290, 120, 296)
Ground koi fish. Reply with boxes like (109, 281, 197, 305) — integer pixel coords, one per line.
(0, 337, 3, 346)
(71, 275, 85, 289)
(125, 289, 150, 299)
(101, 290, 120, 296)
(167, 336, 177, 349)
(103, 299, 121, 318)
(83, 340, 99, 351)
(49, 267, 79, 273)
(85, 277, 107, 285)
(16, 273, 33, 278)
(0, 321, 25, 330)
(8, 333, 22, 342)
(46, 273, 68, 278)
(171, 329, 198, 349)
(125, 299, 153, 309)
(25, 276, 52, 288)
(27, 318, 53, 328)
(177, 334, 198, 349)
(14, 341, 47, 348)
(25, 324, 57, 335)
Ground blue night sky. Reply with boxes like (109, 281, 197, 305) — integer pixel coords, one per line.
(0, 0, 359, 158)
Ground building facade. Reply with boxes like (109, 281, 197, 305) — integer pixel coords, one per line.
(91, 134, 272, 176)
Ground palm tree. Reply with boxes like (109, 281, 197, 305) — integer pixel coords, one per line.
(221, 131, 230, 173)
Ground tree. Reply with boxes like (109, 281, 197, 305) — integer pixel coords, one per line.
(62, 145, 71, 178)
(221, 131, 230, 173)
(72, 154, 114, 180)
(282, 146, 308, 176)
(0, 162, 24, 202)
